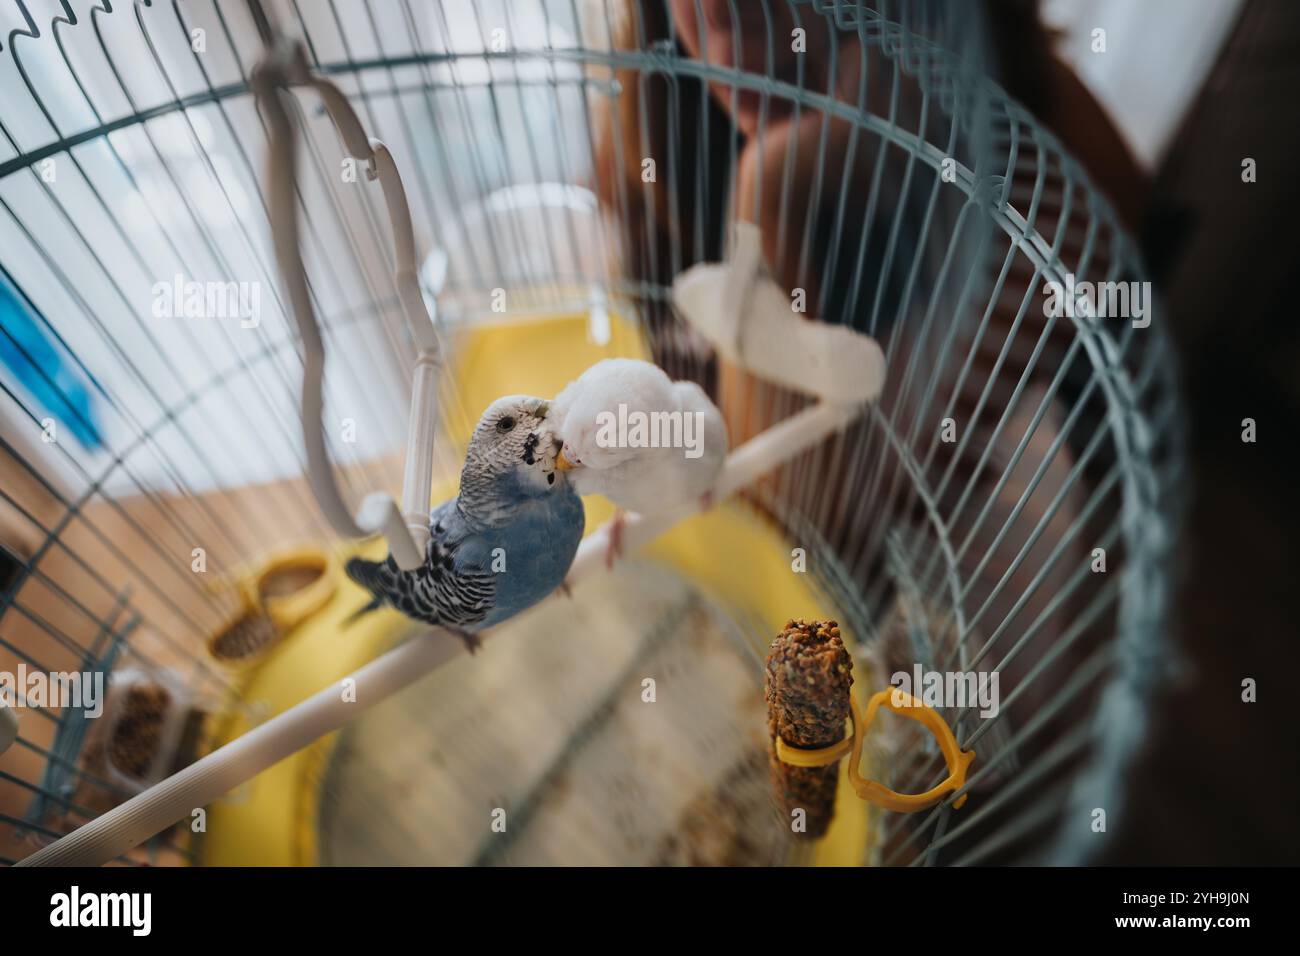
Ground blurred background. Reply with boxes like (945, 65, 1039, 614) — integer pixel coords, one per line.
(0, 0, 1295, 866)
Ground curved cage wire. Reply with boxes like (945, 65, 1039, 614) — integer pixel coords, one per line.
(0, 0, 1183, 866)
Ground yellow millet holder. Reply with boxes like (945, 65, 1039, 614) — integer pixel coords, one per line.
(776, 688, 976, 813)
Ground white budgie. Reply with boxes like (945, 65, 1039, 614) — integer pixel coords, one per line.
(553, 358, 727, 564)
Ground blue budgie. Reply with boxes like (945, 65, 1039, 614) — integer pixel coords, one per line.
(345, 395, 585, 653)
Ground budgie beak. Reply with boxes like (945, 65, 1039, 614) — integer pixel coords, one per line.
(555, 449, 576, 471)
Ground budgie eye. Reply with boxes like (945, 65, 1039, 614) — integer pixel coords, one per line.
(497, 416, 516, 432)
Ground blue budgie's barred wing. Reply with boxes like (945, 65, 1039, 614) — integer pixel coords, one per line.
(345, 499, 496, 632)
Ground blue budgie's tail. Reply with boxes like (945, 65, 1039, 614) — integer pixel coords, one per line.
(344, 556, 389, 624)
(345, 555, 385, 591)
(343, 553, 482, 653)
(343, 596, 383, 625)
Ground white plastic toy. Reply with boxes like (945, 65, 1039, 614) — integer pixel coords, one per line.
(672, 221, 887, 405)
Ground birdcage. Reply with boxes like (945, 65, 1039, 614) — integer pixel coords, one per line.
(0, 0, 1183, 867)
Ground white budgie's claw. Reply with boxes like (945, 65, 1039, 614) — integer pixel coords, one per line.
(605, 509, 627, 570)
(672, 221, 887, 405)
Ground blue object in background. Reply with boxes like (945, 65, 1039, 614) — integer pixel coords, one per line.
(0, 265, 103, 450)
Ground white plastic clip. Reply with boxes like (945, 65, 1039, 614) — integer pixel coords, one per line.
(672, 220, 887, 405)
